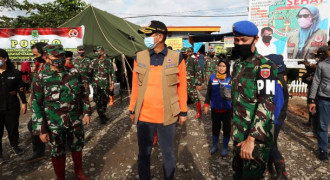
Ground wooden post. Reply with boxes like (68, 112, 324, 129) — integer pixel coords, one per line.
(121, 54, 131, 97)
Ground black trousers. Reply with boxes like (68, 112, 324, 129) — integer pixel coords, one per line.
(0, 107, 20, 153)
(211, 110, 231, 138)
(27, 119, 45, 155)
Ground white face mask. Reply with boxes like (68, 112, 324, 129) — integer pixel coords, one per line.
(144, 35, 160, 49)
(298, 16, 313, 29)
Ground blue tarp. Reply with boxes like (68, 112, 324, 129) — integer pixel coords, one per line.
(183, 40, 203, 53)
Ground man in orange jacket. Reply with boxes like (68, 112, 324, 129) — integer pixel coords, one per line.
(128, 20, 188, 180)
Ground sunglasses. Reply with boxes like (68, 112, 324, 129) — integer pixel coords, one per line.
(297, 14, 311, 18)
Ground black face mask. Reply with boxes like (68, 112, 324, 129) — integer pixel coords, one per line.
(234, 38, 255, 59)
(262, 35, 272, 43)
(51, 58, 66, 69)
(34, 56, 44, 63)
(78, 52, 85, 57)
(182, 53, 188, 59)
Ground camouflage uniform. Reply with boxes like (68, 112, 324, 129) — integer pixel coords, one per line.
(90, 47, 117, 120)
(231, 50, 277, 179)
(185, 56, 203, 103)
(72, 56, 91, 84)
(203, 56, 219, 82)
(31, 45, 91, 157)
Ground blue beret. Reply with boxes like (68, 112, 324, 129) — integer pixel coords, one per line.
(265, 54, 286, 74)
(232, 21, 259, 37)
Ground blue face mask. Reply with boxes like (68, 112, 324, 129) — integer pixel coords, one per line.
(0, 59, 3, 67)
(144, 35, 160, 49)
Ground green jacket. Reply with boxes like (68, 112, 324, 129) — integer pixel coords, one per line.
(231, 50, 278, 146)
(90, 56, 117, 89)
(185, 56, 202, 87)
(31, 64, 91, 135)
(72, 56, 92, 84)
(203, 56, 219, 77)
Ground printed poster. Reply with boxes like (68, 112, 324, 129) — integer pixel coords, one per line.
(249, 0, 329, 68)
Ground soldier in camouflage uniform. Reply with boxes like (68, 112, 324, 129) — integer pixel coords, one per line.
(72, 45, 92, 94)
(203, 48, 219, 83)
(231, 21, 278, 179)
(185, 47, 203, 118)
(90, 46, 117, 124)
(31, 44, 91, 180)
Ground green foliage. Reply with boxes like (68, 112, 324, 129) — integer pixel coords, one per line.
(0, 0, 87, 28)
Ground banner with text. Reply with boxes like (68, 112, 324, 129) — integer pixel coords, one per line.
(249, 0, 329, 68)
(165, 38, 183, 50)
(0, 26, 85, 61)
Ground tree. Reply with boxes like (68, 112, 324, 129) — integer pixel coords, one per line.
(0, 0, 87, 28)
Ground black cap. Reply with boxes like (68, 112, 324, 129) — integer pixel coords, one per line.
(138, 20, 168, 35)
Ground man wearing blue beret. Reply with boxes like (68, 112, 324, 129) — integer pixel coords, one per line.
(231, 20, 279, 179)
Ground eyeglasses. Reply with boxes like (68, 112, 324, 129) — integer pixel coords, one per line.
(297, 14, 311, 18)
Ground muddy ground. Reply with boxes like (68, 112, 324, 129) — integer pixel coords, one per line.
(0, 92, 329, 179)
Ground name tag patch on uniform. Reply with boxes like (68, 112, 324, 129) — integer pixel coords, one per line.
(165, 63, 176, 68)
(257, 79, 275, 95)
(7, 77, 15, 79)
(137, 62, 147, 68)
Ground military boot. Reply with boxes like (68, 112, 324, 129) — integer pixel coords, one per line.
(72, 151, 87, 180)
(274, 160, 288, 180)
(51, 155, 66, 180)
(195, 101, 202, 119)
(210, 135, 219, 155)
(97, 111, 107, 124)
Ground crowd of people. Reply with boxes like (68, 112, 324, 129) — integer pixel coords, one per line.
(0, 19, 329, 180)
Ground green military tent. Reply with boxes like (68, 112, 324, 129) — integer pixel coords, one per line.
(59, 5, 147, 94)
(59, 4, 146, 58)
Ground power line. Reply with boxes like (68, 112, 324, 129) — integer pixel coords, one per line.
(123, 14, 248, 19)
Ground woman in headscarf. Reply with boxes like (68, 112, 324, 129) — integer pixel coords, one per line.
(287, 4, 327, 59)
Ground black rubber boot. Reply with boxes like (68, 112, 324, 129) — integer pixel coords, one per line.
(274, 160, 288, 180)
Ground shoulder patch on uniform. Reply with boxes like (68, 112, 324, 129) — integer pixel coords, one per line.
(260, 68, 270, 78)
(260, 64, 271, 69)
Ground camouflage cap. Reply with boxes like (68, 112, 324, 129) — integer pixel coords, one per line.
(77, 45, 85, 50)
(43, 44, 65, 56)
(95, 46, 104, 51)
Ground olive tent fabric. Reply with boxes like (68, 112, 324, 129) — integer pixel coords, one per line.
(59, 5, 146, 58)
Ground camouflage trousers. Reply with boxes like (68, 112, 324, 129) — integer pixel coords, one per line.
(48, 122, 84, 157)
(232, 142, 270, 180)
(187, 83, 200, 103)
(93, 86, 109, 116)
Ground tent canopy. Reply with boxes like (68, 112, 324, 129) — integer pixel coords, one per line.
(59, 5, 146, 58)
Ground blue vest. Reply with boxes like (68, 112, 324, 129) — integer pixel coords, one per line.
(210, 73, 232, 110)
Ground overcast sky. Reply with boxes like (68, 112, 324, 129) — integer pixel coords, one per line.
(1, 0, 250, 33)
